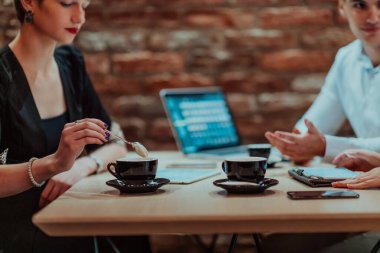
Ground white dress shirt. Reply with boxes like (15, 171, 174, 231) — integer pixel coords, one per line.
(295, 40, 380, 161)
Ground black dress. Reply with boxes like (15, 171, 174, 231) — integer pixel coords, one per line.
(0, 45, 151, 253)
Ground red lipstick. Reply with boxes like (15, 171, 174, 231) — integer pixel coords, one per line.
(65, 28, 79, 34)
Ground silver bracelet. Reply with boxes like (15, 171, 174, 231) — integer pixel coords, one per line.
(27, 157, 45, 187)
(88, 155, 104, 174)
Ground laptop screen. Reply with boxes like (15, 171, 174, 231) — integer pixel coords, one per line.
(161, 88, 240, 154)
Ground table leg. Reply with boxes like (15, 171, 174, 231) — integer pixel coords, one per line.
(227, 234, 238, 253)
(252, 234, 262, 253)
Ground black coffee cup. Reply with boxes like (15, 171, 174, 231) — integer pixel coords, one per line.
(247, 144, 272, 159)
(107, 157, 158, 181)
(222, 157, 267, 183)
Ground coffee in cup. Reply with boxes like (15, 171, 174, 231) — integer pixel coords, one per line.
(247, 143, 272, 159)
(222, 157, 267, 183)
(107, 157, 158, 181)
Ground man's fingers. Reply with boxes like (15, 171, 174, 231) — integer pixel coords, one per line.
(274, 131, 297, 142)
(292, 128, 301, 134)
(304, 119, 319, 135)
(265, 132, 297, 156)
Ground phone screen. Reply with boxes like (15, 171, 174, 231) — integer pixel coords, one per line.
(287, 190, 359, 200)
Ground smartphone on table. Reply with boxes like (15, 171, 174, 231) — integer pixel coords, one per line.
(287, 190, 359, 200)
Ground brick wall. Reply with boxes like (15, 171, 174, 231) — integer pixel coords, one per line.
(0, 0, 355, 150)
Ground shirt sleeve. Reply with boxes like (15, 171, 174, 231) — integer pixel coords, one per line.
(324, 136, 380, 161)
(295, 50, 346, 135)
(294, 49, 350, 160)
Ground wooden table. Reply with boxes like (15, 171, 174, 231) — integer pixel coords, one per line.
(33, 151, 380, 237)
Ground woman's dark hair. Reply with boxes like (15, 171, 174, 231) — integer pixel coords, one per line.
(14, 0, 42, 24)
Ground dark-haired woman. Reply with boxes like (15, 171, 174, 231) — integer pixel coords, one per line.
(0, 0, 151, 252)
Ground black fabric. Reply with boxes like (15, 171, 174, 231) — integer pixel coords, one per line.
(0, 45, 113, 253)
(40, 111, 69, 155)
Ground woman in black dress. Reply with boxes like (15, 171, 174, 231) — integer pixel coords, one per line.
(0, 0, 151, 252)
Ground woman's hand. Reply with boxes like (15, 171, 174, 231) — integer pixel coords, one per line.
(265, 119, 326, 164)
(52, 118, 108, 173)
(332, 149, 380, 172)
(332, 167, 380, 189)
(39, 118, 108, 207)
(39, 157, 93, 207)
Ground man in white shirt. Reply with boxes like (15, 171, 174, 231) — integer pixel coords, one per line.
(265, 0, 380, 165)
(262, 1, 380, 252)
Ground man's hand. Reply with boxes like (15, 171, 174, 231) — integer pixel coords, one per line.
(332, 167, 380, 189)
(265, 119, 326, 164)
(333, 149, 380, 172)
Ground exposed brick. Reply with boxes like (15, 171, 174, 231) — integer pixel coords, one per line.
(231, 0, 302, 6)
(220, 71, 290, 93)
(148, 30, 222, 51)
(257, 92, 316, 113)
(151, 10, 181, 28)
(83, 53, 110, 75)
(260, 49, 334, 72)
(185, 9, 255, 28)
(110, 96, 164, 117)
(291, 73, 325, 93)
(91, 75, 142, 95)
(82, 9, 104, 30)
(76, 31, 147, 53)
(301, 27, 355, 49)
(225, 29, 297, 49)
(108, 8, 154, 27)
(188, 48, 231, 71)
(117, 117, 147, 141)
(144, 73, 214, 94)
(147, 118, 175, 142)
(112, 52, 185, 74)
(149, 0, 224, 6)
(225, 93, 258, 116)
(260, 7, 334, 28)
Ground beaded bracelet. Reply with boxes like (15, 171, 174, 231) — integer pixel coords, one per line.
(27, 157, 45, 187)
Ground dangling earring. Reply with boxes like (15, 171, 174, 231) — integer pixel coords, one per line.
(25, 10, 34, 24)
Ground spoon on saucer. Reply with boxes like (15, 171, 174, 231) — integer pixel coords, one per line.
(105, 130, 149, 158)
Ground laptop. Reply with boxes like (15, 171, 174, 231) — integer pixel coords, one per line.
(160, 87, 282, 165)
(160, 87, 249, 159)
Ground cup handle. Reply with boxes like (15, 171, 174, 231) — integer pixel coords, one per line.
(107, 163, 119, 179)
(221, 161, 227, 173)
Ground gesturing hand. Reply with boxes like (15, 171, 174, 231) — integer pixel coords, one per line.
(333, 149, 380, 172)
(265, 119, 326, 164)
(53, 118, 108, 173)
(332, 167, 380, 189)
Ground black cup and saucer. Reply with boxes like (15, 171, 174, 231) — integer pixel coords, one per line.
(213, 157, 279, 194)
(106, 157, 170, 194)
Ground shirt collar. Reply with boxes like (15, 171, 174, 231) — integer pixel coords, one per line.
(356, 41, 380, 72)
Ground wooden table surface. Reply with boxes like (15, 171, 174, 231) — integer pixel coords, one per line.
(33, 151, 380, 237)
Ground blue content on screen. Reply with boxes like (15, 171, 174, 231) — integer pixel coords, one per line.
(166, 92, 239, 153)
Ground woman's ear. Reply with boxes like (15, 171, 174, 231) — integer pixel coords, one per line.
(20, 0, 34, 12)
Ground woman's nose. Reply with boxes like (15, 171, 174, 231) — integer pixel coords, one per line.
(71, 5, 85, 25)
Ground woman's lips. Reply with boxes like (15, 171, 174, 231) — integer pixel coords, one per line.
(65, 28, 79, 34)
